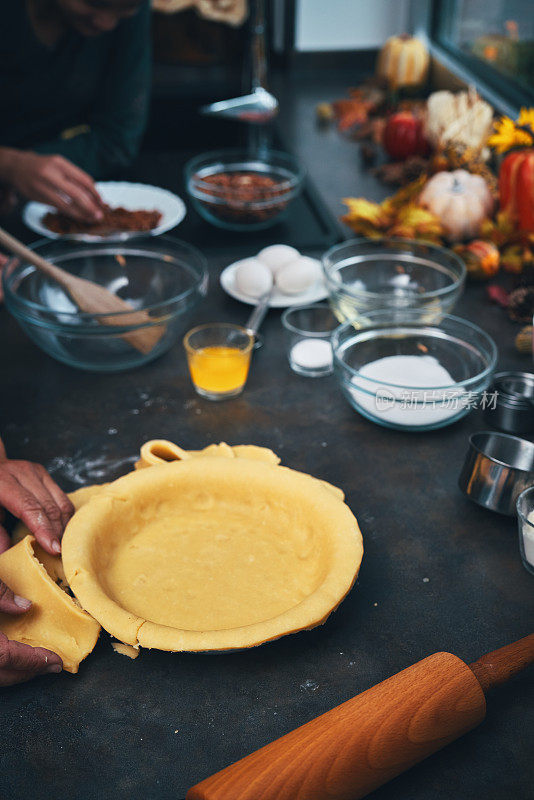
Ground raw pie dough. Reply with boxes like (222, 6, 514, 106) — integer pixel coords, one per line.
(62, 457, 363, 652)
(0, 537, 100, 673)
(5, 440, 362, 662)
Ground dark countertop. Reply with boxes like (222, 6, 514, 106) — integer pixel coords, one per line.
(1, 69, 533, 800)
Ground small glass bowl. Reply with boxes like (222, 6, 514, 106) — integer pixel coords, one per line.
(332, 311, 498, 431)
(184, 149, 305, 231)
(323, 238, 466, 324)
(281, 303, 338, 377)
(183, 323, 254, 400)
(517, 486, 534, 576)
(2, 237, 208, 372)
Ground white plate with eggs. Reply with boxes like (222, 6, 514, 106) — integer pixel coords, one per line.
(220, 245, 328, 308)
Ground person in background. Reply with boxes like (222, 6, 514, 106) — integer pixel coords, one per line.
(0, 436, 75, 685)
(0, 0, 151, 224)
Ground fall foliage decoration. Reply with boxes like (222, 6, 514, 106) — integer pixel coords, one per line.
(342, 176, 443, 242)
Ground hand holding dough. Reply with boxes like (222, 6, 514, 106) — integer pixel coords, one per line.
(0, 457, 74, 555)
(0, 537, 100, 673)
(0, 571, 63, 686)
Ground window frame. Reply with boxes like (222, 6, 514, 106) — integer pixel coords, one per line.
(413, 0, 533, 115)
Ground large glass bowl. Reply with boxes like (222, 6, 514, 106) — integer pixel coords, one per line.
(3, 237, 208, 372)
(332, 311, 498, 431)
(323, 239, 466, 324)
(184, 148, 305, 231)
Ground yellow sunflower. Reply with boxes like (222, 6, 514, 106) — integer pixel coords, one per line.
(488, 109, 534, 154)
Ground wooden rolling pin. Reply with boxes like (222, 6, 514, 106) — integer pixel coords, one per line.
(187, 635, 534, 800)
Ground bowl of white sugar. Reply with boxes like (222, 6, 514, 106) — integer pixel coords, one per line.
(332, 311, 497, 431)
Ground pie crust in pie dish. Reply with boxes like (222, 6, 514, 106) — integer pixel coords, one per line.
(62, 457, 363, 652)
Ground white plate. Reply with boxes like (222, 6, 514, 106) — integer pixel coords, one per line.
(23, 181, 187, 241)
(220, 259, 328, 309)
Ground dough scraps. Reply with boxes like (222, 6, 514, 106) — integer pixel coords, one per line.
(112, 642, 139, 659)
(0, 537, 100, 673)
(135, 439, 281, 469)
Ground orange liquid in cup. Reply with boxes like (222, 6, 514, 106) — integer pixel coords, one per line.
(187, 345, 251, 394)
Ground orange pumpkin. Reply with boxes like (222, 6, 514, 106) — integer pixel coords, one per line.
(499, 149, 534, 232)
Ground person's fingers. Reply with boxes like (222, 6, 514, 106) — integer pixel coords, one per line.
(59, 176, 104, 221)
(59, 160, 103, 207)
(38, 468, 75, 531)
(0, 472, 62, 555)
(0, 579, 31, 614)
(31, 182, 91, 223)
(0, 633, 62, 685)
(16, 462, 65, 544)
(45, 176, 101, 222)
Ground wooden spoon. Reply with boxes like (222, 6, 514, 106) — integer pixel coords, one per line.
(0, 226, 164, 355)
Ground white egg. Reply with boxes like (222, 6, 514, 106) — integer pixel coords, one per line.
(234, 258, 273, 298)
(276, 257, 322, 295)
(257, 245, 300, 276)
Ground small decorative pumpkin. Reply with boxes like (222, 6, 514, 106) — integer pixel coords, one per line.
(383, 111, 429, 160)
(376, 35, 429, 90)
(499, 149, 534, 232)
(418, 170, 494, 241)
(424, 90, 494, 154)
(453, 240, 500, 280)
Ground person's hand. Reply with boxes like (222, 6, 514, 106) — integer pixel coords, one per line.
(0, 581, 62, 687)
(0, 455, 74, 556)
(0, 148, 103, 223)
(0, 631, 62, 685)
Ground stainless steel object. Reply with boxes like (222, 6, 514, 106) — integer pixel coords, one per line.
(459, 431, 534, 515)
(244, 287, 273, 348)
(200, 0, 278, 126)
(484, 371, 534, 435)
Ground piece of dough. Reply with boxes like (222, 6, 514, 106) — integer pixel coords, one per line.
(62, 458, 363, 652)
(0, 537, 100, 673)
(112, 642, 139, 659)
(135, 439, 281, 470)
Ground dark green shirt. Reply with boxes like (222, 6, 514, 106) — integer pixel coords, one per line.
(0, 2, 151, 179)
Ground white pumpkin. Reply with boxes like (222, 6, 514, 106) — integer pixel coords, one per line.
(418, 170, 494, 242)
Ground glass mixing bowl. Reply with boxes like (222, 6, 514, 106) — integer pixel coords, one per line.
(3, 237, 208, 372)
(185, 148, 305, 231)
(332, 311, 498, 431)
(323, 239, 466, 324)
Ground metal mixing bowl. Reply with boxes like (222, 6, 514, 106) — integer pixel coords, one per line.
(3, 237, 208, 372)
